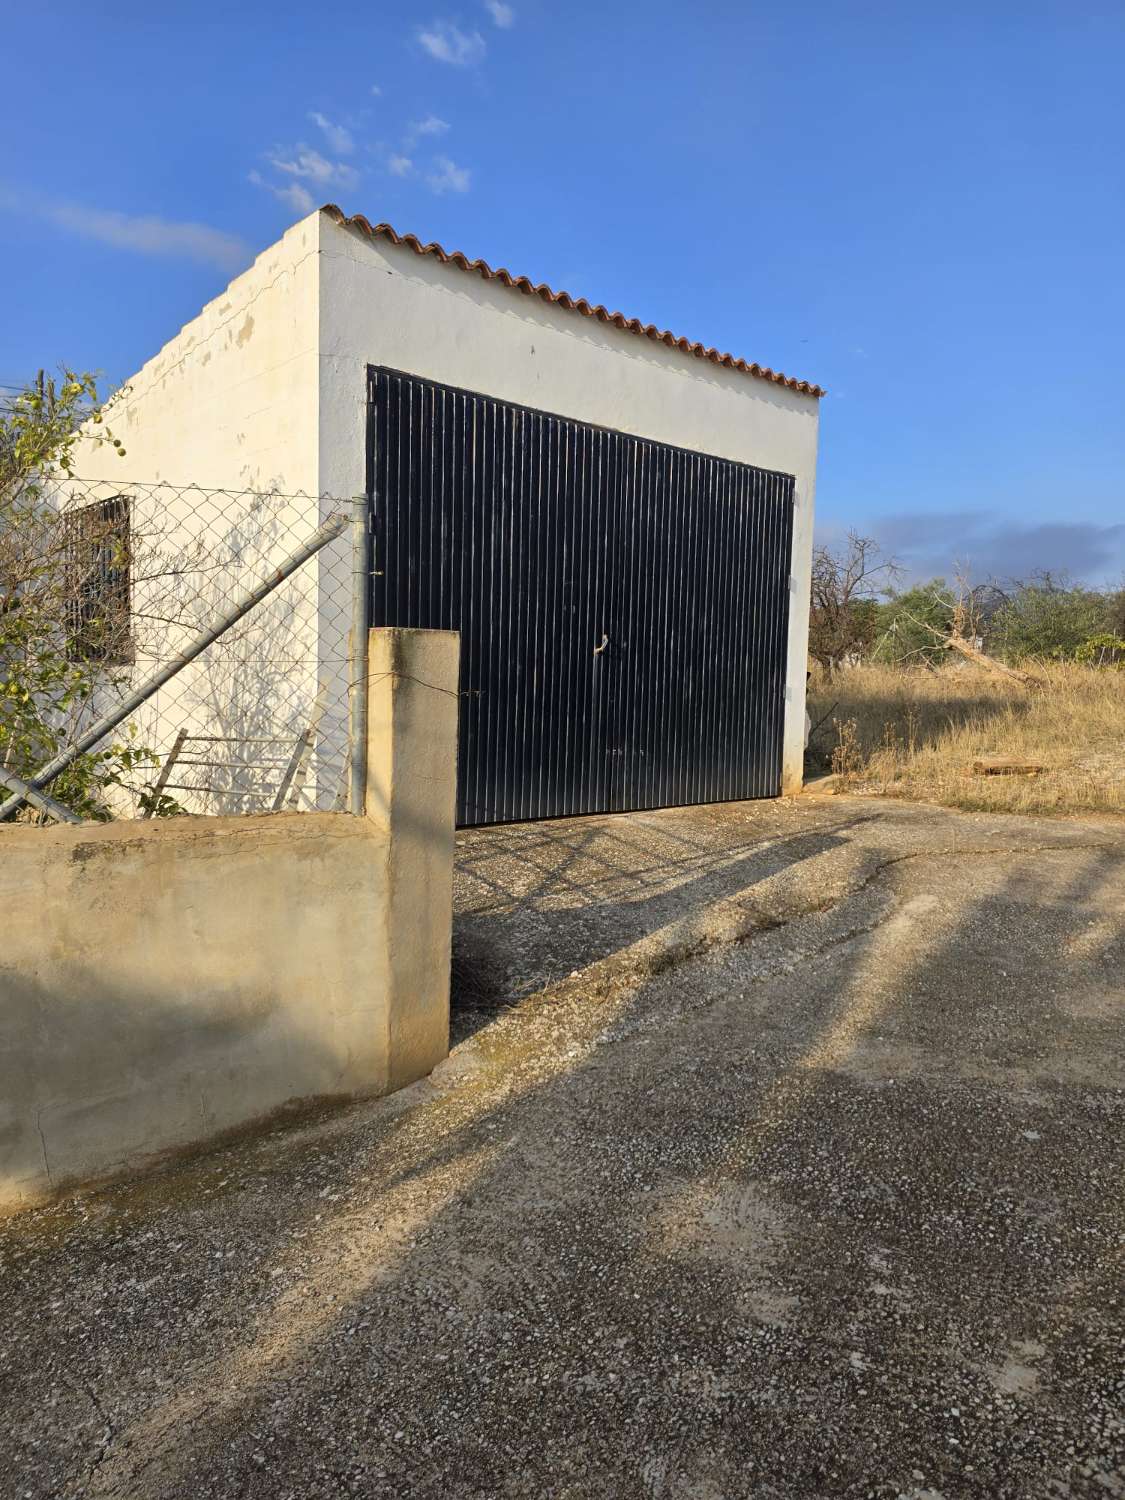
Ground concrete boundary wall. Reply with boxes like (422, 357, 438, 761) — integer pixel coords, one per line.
(0, 629, 459, 1214)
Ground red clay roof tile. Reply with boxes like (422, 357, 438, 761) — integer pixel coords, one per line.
(321, 205, 824, 399)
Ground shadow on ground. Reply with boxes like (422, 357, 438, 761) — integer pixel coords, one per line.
(803, 684, 1038, 776)
(450, 806, 877, 1030)
(1, 798, 1122, 1499)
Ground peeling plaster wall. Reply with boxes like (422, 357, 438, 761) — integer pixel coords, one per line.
(65, 218, 332, 808)
(315, 212, 819, 791)
(71, 215, 321, 496)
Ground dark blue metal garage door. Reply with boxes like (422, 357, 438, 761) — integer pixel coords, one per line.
(367, 366, 794, 827)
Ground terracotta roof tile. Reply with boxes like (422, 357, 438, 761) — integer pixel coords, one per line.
(321, 205, 824, 398)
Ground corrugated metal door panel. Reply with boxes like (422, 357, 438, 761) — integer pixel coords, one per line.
(368, 367, 794, 827)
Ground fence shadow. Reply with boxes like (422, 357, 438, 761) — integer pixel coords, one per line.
(6, 828, 1121, 1495)
(450, 807, 876, 1036)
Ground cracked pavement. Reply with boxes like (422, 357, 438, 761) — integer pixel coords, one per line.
(1, 796, 1123, 1498)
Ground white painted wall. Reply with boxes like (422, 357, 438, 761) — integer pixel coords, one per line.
(68, 206, 819, 809)
(73, 215, 322, 495)
(315, 210, 819, 791)
(66, 218, 335, 811)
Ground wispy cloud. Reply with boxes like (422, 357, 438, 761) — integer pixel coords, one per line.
(0, 187, 250, 271)
(388, 154, 414, 178)
(308, 112, 355, 155)
(249, 170, 315, 215)
(267, 144, 358, 191)
(484, 0, 515, 26)
(417, 19, 486, 65)
(405, 114, 450, 147)
(370, 83, 383, 96)
(426, 155, 472, 194)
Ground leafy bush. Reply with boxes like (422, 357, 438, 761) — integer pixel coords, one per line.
(0, 370, 174, 821)
(989, 581, 1112, 661)
(1075, 633, 1125, 669)
(871, 580, 958, 665)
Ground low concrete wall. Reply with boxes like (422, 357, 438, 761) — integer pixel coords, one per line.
(0, 628, 460, 1213)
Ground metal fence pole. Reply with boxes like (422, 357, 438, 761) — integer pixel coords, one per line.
(0, 767, 83, 825)
(347, 494, 371, 816)
(0, 512, 350, 823)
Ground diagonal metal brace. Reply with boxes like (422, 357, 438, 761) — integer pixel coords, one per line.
(0, 767, 83, 825)
(0, 512, 349, 823)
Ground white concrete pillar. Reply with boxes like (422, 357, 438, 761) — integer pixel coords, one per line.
(366, 628, 461, 1089)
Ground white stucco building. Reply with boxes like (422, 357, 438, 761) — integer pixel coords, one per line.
(73, 204, 822, 823)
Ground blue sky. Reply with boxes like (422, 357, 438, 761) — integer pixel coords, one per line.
(2, 0, 1122, 584)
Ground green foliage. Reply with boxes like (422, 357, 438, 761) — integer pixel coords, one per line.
(989, 582, 1112, 662)
(0, 368, 173, 822)
(808, 597, 881, 666)
(0, 370, 125, 489)
(1075, 633, 1125, 669)
(872, 580, 957, 665)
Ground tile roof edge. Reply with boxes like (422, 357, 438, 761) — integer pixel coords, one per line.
(320, 205, 825, 399)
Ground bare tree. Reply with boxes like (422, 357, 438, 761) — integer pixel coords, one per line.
(808, 532, 900, 673)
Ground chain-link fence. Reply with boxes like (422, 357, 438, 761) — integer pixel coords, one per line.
(0, 479, 362, 822)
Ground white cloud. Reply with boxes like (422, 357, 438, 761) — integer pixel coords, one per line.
(412, 114, 450, 138)
(308, 112, 355, 155)
(388, 155, 414, 177)
(0, 188, 250, 271)
(267, 144, 358, 191)
(249, 171, 315, 215)
(426, 155, 472, 194)
(417, 20, 486, 65)
(404, 114, 450, 148)
(484, 0, 514, 26)
(370, 83, 382, 96)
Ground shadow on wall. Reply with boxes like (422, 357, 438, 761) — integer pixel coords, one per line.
(68, 484, 351, 818)
(0, 960, 365, 1211)
(1, 627, 461, 1214)
(149, 500, 339, 815)
(4, 821, 1121, 1494)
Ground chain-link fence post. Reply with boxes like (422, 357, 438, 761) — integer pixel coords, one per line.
(347, 494, 372, 816)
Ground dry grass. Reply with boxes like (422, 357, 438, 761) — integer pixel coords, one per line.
(806, 660, 1125, 817)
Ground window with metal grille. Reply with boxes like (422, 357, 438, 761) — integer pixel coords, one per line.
(64, 496, 133, 663)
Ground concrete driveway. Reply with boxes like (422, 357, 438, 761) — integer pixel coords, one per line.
(2, 797, 1123, 1499)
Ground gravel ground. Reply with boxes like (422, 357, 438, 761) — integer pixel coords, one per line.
(1, 796, 1123, 1499)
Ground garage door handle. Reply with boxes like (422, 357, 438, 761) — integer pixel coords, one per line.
(593, 633, 610, 656)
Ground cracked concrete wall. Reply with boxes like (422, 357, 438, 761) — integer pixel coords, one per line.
(0, 628, 459, 1213)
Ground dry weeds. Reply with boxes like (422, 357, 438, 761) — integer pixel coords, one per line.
(807, 660, 1125, 816)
